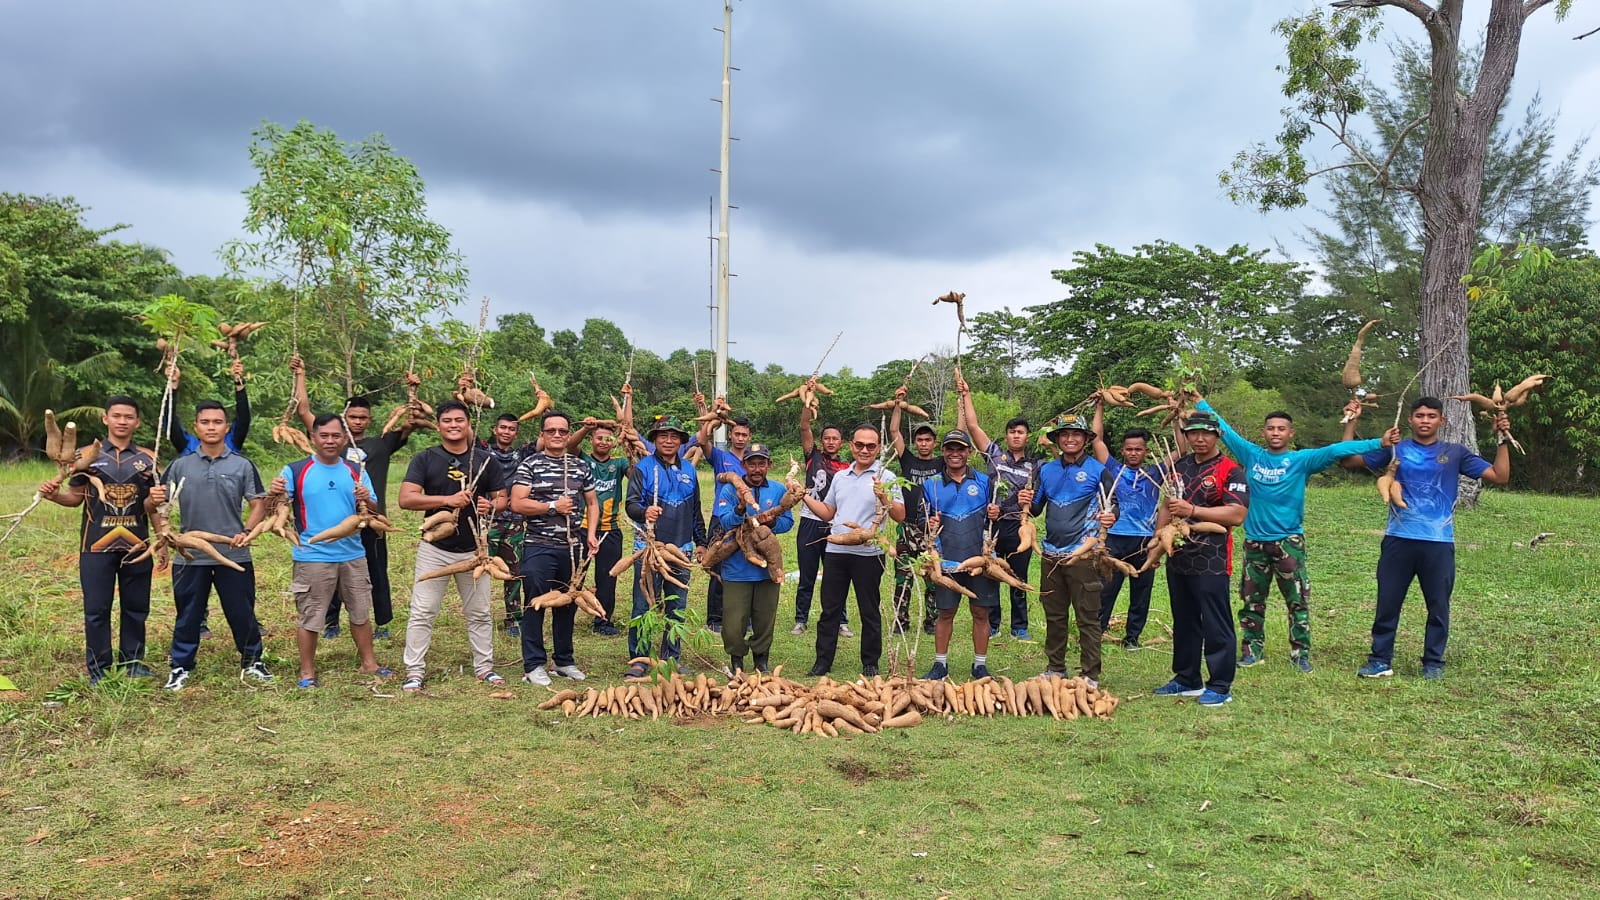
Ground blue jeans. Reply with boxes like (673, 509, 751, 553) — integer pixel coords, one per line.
(170, 562, 262, 670)
(1369, 535, 1455, 667)
(628, 555, 689, 660)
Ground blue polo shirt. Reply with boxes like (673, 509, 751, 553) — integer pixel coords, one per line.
(1030, 454, 1111, 555)
(1105, 461, 1167, 538)
(711, 479, 795, 582)
(925, 468, 991, 571)
(1360, 440, 1491, 543)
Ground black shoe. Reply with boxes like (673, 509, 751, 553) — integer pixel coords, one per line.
(198, 622, 212, 639)
(922, 622, 936, 636)
(806, 663, 829, 677)
(731, 655, 745, 674)
(753, 653, 770, 674)
(861, 665, 879, 677)
(123, 662, 155, 679)
(593, 623, 621, 636)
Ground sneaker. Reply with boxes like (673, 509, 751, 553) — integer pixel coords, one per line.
(923, 661, 949, 681)
(164, 667, 191, 691)
(594, 623, 621, 636)
(1239, 648, 1264, 667)
(790, 621, 807, 635)
(402, 677, 424, 692)
(970, 663, 990, 679)
(1153, 678, 1205, 697)
(372, 626, 391, 641)
(1357, 660, 1394, 679)
(1121, 639, 1140, 651)
(552, 664, 587, 681)
(988, 624, 1000, 639)
(1085, 677, 1099, 690)
(322, 625, 341, 641)
(506, 622, 521, 638)
(1197, 688, 1233, 706)
(1293, 655, 1313, 674)
(1039, 668, 1066, 680)
(861, 665, 879, 677)
(241, 661, 274, 683)
(1011, 628, 1031, 641)
(806, 663, 829, 678)
(839, 623, 854, 639)
(124, 662, 154, 679)
(1421, 664, 1444, 680)
(522, 666, 551, 686)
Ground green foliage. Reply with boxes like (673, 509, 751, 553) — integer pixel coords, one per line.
(1030, 241, 1303, 403)
(221, 120, 468, 397)
(1469, 253, 1600, 492)
(138, 293, 221, 348)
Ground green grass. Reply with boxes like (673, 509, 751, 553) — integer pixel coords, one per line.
(1, 459, 1597, 898)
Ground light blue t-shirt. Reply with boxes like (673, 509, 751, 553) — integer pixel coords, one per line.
(1200, 400, 1380, 541)
(1360, 439, 1491, 543)
(281, 459, 376, 564)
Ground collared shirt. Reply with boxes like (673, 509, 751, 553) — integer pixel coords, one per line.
(1106, 461, 1168, 538)
(70, 441, 157, 553)
(1030, 453, 1112, 555)
(712, 478, 796, 582)
(162, 446, 266, 566)
(583, 454, 629, 533)
(983, 443, 1038, 515)
(820, 461, 902, 557)
(1167, 453, 1249, 577)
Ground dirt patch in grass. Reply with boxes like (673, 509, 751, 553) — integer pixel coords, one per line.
(827, 755, 917, 785)
(230, 801, 390, 871)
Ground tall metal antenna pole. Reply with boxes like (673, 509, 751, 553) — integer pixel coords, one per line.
(713, 0, 733, 446)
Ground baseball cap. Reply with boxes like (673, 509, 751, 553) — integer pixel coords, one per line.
(742, 442, 772, 461)
(941, 429, 973, 448)
(1181, 411, 1222, 434)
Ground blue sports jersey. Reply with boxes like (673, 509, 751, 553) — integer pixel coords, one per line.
(1029, 455, 1111, 555)
(281, 458, 375, 564)
(707, 445, 747, 478)
(1105, 460, 1166, 538)
(925, 469, 992, 571)
(711, 479, 795, 582)
(1360, 439, 1491, 543)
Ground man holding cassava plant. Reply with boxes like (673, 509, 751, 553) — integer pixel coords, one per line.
(888, 396, 943, 636)
(38, 395, 165, 683)
(1196, 398, 1391, 673)
(397, 401, 508, 691)
(795, 400, 853, 636)
(1097, 428, 1167, 650)
(958, 374, 1038, 641)
(921, 430, 1002, 680)
(1020, 414, 1114, 687)
(1150, 411, 1248, 707)
(168, 358, 252, 457)
(1345, 398, 1511, 680)
(293, 356, 419, 641)
(577, 422, 628, 636)
(161, 400, 272, 691)
(483, 412, 533, 637)
(272, 413, 392, 688)
(803, 423, 905, 678)
(623, 416, 706, 678)
(709, 443, 795, 674)
(510, 411, 600, 686)
(695, 413, 754, 636)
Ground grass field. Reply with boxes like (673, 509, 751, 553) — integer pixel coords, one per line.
(1, 459, 1597, 899)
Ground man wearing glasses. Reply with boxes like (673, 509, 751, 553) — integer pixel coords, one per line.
(802, 424, 905, 678)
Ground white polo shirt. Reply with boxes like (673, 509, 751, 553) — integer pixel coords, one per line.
(820, 460, 903, 557)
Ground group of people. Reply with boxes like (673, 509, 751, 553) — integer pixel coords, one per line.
(37, 363, 1514, 707)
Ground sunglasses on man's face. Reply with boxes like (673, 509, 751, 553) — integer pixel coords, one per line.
(852, 441, 879, 450)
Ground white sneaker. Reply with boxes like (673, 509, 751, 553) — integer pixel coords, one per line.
(839, 623, 854, 638)
(522, 666, 551, 686)
(240, 661, 274, 683)
(164, 667, 191, 691)
(1085, 677, 1099, 690)
(552, 664, 587, 681)
(790, 622, 807, 635)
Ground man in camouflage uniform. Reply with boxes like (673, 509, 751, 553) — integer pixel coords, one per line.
(483, 413, 532, 636)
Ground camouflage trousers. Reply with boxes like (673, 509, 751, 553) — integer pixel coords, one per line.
(487, 519, 526, 623)
(1238, 535, 1311, 660)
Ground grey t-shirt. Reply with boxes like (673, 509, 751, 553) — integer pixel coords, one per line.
(162, 447, 266, 566)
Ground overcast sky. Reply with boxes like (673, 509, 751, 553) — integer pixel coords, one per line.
(4, 1, 1597, 374)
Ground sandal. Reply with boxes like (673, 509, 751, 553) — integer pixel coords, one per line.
(623, 661, 649, 679)
(297, 677, 318, 689)
(363, 667, 395, 681)
(479, 672, 506, 686)
(402, 677, 424, 692)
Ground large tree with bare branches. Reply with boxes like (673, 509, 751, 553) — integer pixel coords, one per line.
(1223, 0, 1584, 450)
